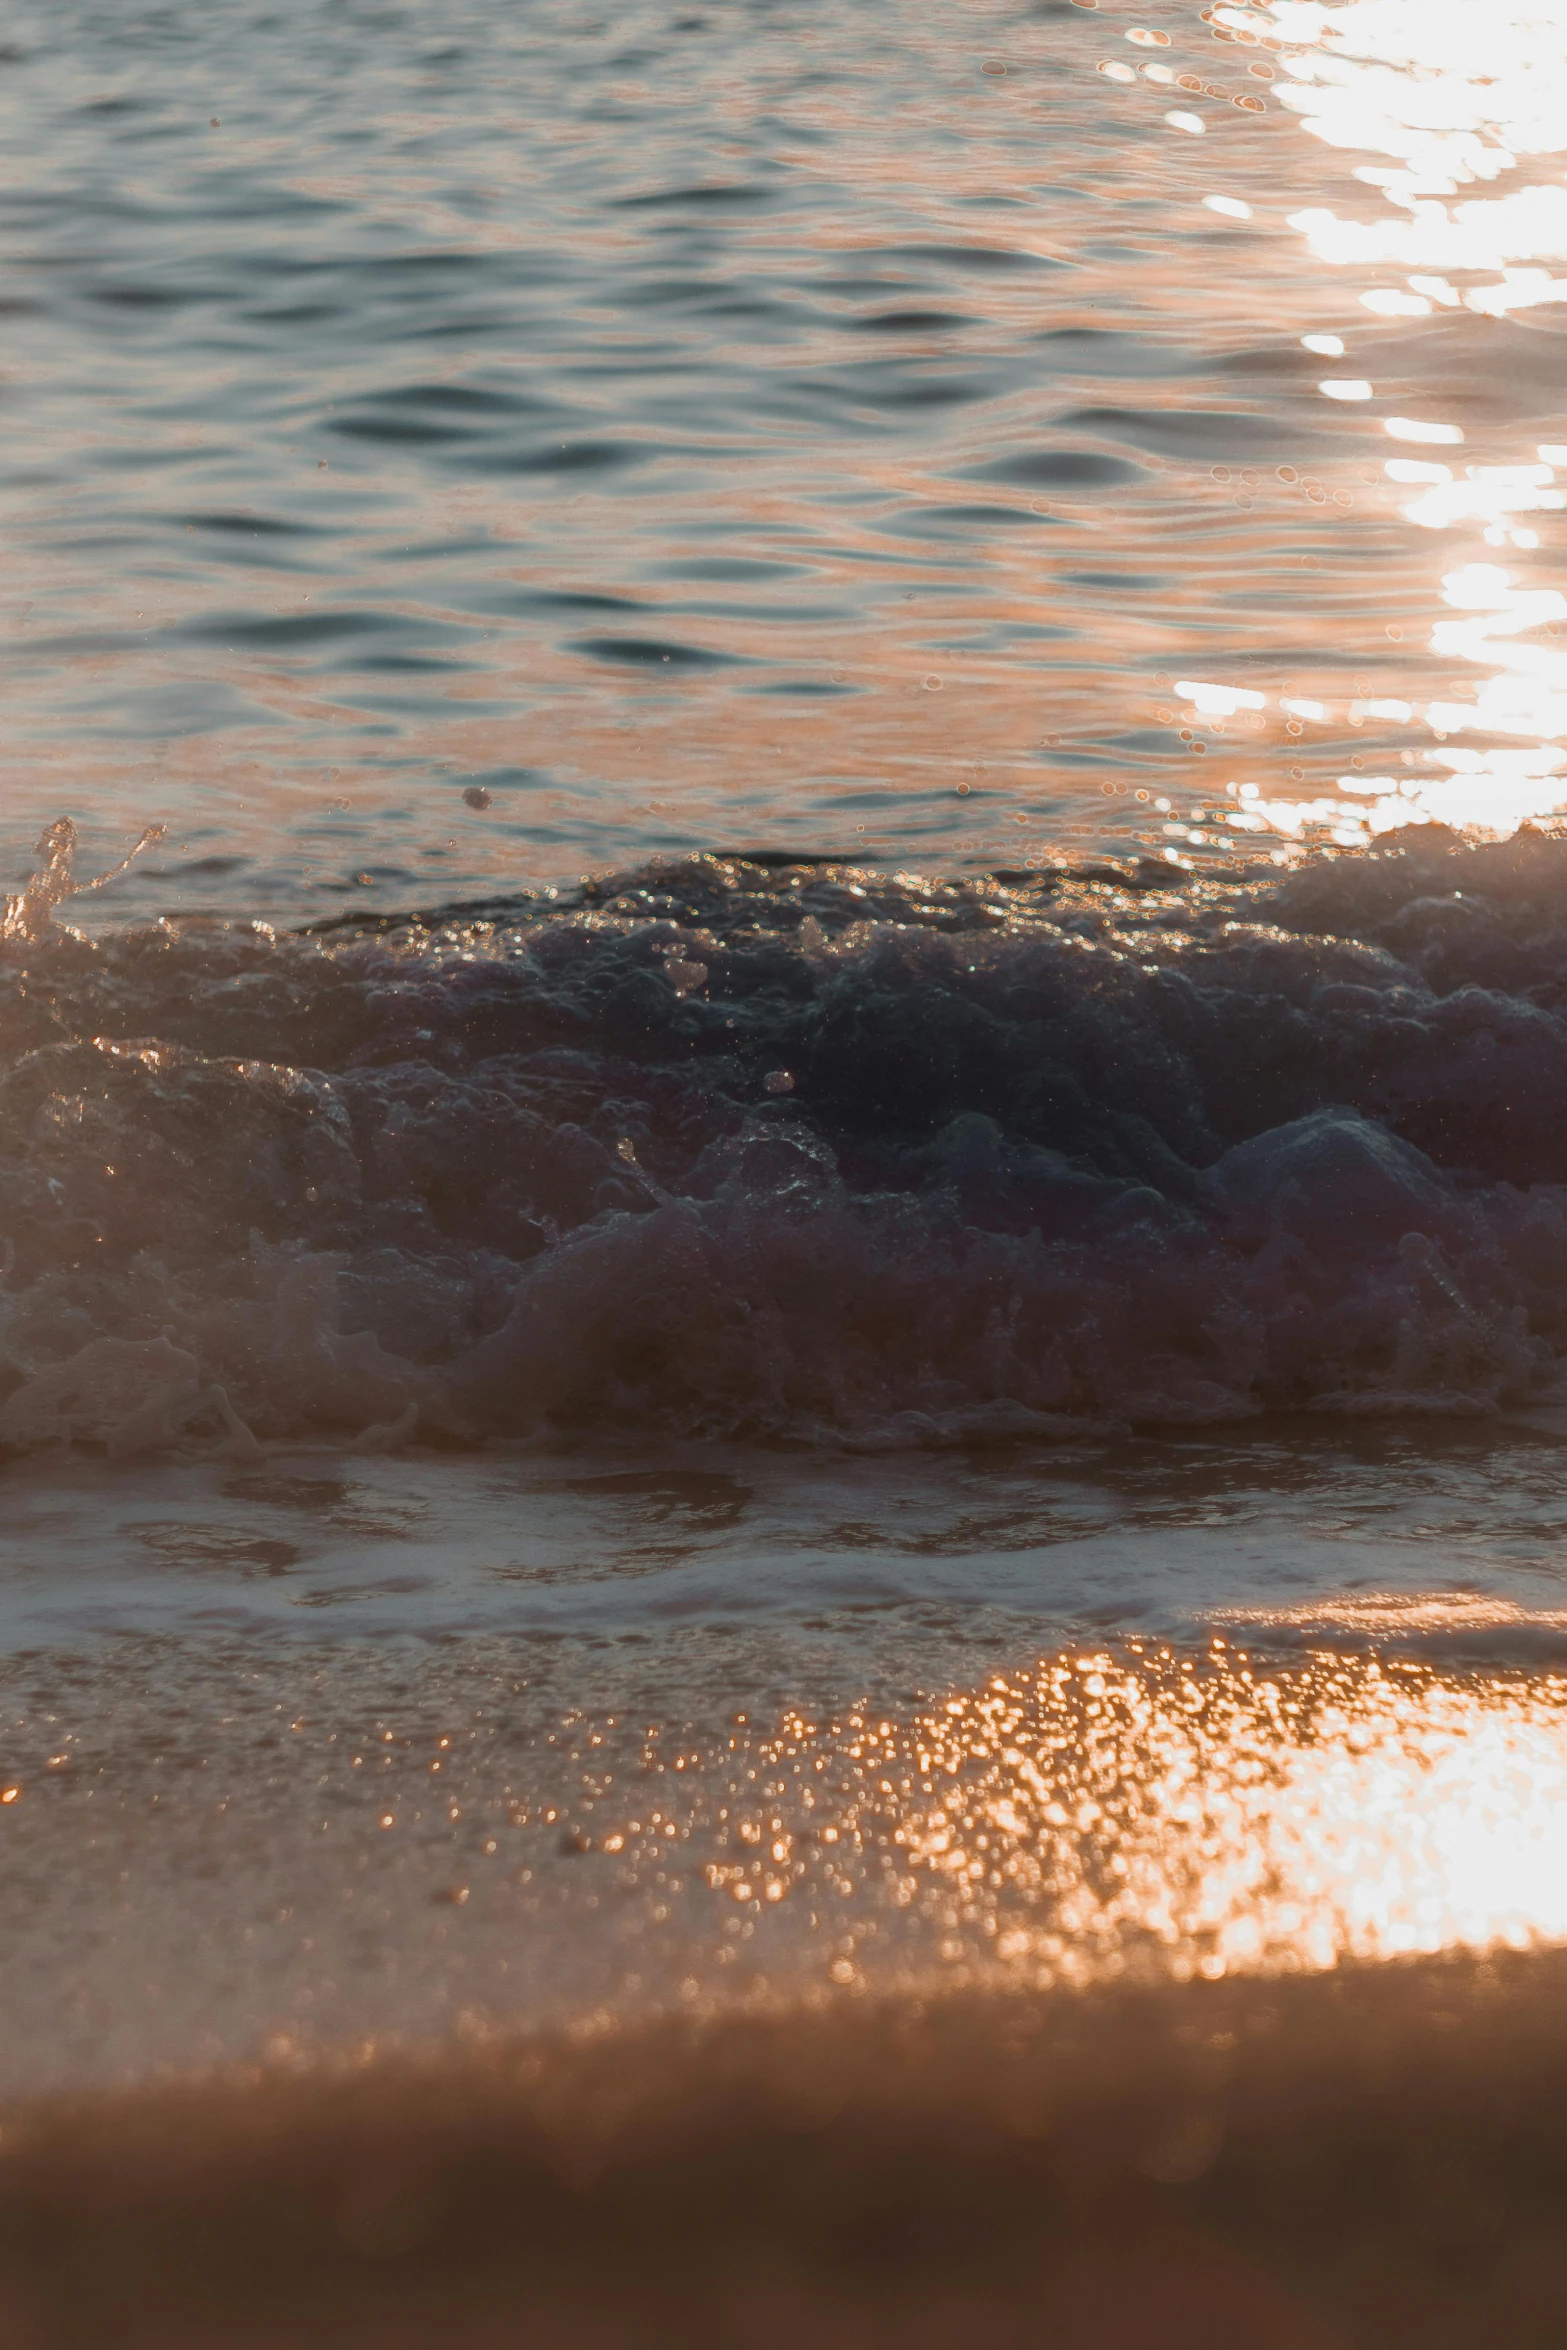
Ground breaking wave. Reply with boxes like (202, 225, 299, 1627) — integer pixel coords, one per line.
(8, 825, 1567, 1456)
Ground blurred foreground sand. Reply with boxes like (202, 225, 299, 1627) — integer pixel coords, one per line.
(3, 1949, 1565, 2348)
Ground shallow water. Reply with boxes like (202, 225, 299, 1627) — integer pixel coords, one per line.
(5, 1413, 1567, 2094)
(5, 0, 1567, 2263)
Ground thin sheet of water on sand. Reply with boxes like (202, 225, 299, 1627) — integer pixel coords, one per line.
(4, 1421, 1567, 2097)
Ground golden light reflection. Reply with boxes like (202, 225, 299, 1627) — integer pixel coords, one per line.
(1196, 0, 1567, 845)
(602, 1640, 1567, 1997)
(896, 1646, 1567, 1984)
(1213, 1591, 1567, 1639)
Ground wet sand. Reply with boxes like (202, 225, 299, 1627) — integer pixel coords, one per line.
(4, 1949, 1567, 2347)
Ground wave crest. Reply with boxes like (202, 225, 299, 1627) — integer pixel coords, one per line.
(6, 830, 1567, 1453)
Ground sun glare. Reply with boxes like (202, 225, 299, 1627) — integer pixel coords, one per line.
(885, 1640, 1567, 1987)
(585, 1631, 1567, 2000)
(1204, 0, 1567, 844)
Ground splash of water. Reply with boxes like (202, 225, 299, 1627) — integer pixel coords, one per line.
(0, 819, 168, 944)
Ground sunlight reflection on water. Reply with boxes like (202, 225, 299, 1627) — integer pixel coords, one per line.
(1198, 0, 1567, 844)
(887, 1645, 1567, 1985)
(568, 1632, 1567, 2003)
(14, 0, 1567, 906)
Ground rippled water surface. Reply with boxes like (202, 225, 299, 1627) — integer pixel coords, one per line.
(5, 0, 1566, 917)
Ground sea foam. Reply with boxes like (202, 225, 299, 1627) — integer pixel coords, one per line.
(5, 827, 1567, 1455)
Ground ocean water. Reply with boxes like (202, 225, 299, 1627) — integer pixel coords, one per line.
(6, 1, 1567, 2329)
(6, 0, 1566, 912)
